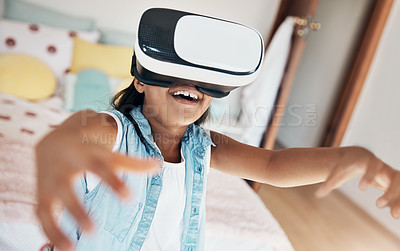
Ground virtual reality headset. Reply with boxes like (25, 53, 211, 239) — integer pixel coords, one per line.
(131, 8, 264, 98)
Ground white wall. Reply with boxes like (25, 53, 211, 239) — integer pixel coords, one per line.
(19, 0, 280, 42)
(272, 0, 400, 238)
(340, 0, 400, 238)
(276, 0, 373, 147)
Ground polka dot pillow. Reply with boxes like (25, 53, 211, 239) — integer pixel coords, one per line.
(0, 18, 100, 83)
(0, 93, 70, 146)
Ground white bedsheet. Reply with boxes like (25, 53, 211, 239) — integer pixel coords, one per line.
(205, 169, 294, 251)
(0, 222, 47, 251)
(0, 94, 294, 251)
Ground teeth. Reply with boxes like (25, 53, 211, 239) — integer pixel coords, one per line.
(173, 90, 198, 100)
(189, 93, 198, 99)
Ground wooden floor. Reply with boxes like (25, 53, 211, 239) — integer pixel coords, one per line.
(258, 184, 400, 251)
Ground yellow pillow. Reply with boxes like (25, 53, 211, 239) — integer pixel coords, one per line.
(70, 37, 133, 79)
(0, 54, 57, 101)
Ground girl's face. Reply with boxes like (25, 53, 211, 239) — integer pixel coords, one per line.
(134, 79, 213, 127)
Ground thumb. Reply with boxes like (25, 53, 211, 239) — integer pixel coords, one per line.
(315, 168, 349, 198)
(111, 153, 161, 174)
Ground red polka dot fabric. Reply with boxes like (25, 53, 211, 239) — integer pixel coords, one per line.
(47, 45, 57, 54)
(0, 93, 70, 146)
(0, 19, 100, 83)
(0, 93, 67, 234)
(5, 37, 16, 48)
(29, 24, 39, 32)
(68, 31, 77, 38)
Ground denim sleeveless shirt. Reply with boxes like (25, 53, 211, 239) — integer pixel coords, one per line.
(59, 106, 214, 250)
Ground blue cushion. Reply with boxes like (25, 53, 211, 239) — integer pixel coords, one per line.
(72, 69, 111, 112)
(99, 29, 135, 46)
(3, 0, 95, 31)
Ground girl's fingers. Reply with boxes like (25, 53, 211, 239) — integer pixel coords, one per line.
(359, 160, 383, 190)
(87, 146, 160, 199)
(87, 145, 161, 174)
(85, 146, 132, 199)
(36, 199, 73, 251)
(111, 153, 161, 174)
(376, 173, 400, 205)
(316, 166, 349, 198)
(57, 183, 93, 232)
(88, 159, 131, 199)
(391, 200, 400, 219)
(376, 177, 400, 220)
(369, 180, 386, 190)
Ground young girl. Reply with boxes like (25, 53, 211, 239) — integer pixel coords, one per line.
(36, 8, 400, 251)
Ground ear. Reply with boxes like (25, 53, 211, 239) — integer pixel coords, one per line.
(133, 79, 145, 93)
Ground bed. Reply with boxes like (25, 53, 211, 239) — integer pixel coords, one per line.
(0, 0, 296, 250)
(0, 92, 294, 250)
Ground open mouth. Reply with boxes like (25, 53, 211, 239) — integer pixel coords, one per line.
(169, 84, 203, 106)
(172, 90, 199, 102)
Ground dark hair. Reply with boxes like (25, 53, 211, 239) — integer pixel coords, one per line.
(111, 80, 209, 125)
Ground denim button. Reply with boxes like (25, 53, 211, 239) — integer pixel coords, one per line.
(192, 207, 198, 215)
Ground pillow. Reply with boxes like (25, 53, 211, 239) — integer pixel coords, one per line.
(0, 0, 4, 16)
(0, 93, 68, 224)
(70, 37, 133, 79)
(202, 87, 244, 142)
(0, 54, 57, 101)
(3, 0, 95, 31)
(63, 70, 132, 112)
(238, 17, 295, 147)
(0, 18, 100, 82)
(99, 28, 135, 46)
(0, 93, 70, 146)
(210, 87, 243, 120)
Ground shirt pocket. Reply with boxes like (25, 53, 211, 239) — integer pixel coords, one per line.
(87, 185, 143, 243)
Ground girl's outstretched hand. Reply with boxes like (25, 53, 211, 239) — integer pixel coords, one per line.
(36, 126, 161, 251)
(315, 147, 400, 219)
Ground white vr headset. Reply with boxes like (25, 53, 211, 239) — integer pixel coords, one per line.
(131, 8, 264, 98)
